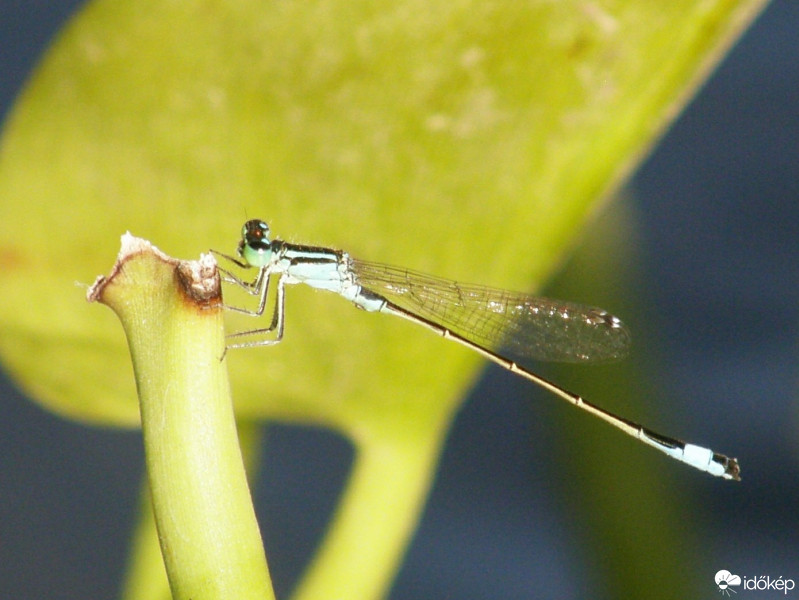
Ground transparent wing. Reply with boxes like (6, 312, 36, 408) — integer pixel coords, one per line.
(351, 259, 631, 363)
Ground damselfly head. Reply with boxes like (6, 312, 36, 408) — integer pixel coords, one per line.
(239, 219, 273, 267)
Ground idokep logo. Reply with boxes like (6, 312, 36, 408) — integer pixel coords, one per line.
(715, 570, 796, 595)
(716, 571, 741, 596)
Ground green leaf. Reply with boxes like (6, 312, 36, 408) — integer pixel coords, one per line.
(0, 0, 767, 428)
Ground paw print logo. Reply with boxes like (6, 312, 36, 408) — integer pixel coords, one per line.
(715, 570, 741, 596)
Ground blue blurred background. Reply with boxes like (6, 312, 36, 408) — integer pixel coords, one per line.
(1, 2, 797, 599)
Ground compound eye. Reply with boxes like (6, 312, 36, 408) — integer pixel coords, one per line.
(242, 219, 270, 242)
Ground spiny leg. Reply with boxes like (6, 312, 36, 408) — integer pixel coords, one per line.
(226, 275, 287, 348)
(211, 249, 284, 345)
(210, 249, 267, 296)
(221, 267, 273, 318)
(209, 249, 249, 270)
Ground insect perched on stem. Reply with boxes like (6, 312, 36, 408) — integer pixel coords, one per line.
(213, 219, 741, 481)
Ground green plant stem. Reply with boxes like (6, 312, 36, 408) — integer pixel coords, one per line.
(293, 424, 448, 600)
(121, 422, 265, 600)
(89, 236, 273, 600)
